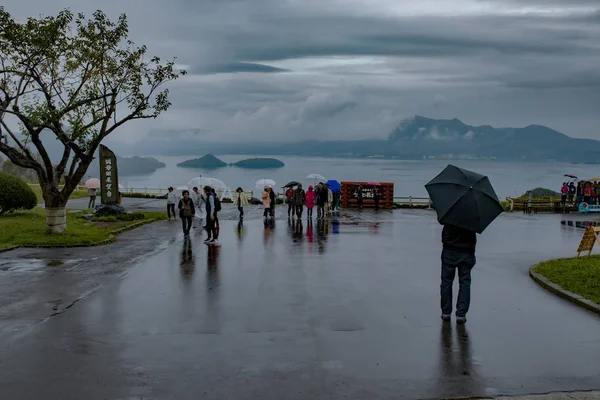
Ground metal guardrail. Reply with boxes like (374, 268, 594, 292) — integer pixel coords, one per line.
(28, 183, 433, 207)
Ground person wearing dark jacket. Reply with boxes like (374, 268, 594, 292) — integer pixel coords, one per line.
(178, 190, 195, 236)
(285, 186, 295, 217)
(440, 224, 476, 324)
(315, 182, 327, 219)
(203, 186, 219, 245)
(293, 184, 306, 218)
(269, 187, 276, 218)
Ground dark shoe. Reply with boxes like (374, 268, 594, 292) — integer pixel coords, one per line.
(456, 316, 467, 324)
(441, 314, 451, 321)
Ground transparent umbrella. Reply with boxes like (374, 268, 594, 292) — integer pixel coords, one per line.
(306, 173, 327, 185)
(85, 178, 100, 189)
(255, 179, 276, 189)
(187, 177, 227, 190)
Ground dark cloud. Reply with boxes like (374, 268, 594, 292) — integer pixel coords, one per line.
(506, 71, 600, 89)
(2, 0, 600, 144)
(199, 62, 290, 74)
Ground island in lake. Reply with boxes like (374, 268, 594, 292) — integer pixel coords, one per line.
(177, 154, 227, 169)
(87, 155, 165, 176)
(232, 158, 285, 169)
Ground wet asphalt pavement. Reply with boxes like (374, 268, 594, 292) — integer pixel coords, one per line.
(1, 206, 599, 399)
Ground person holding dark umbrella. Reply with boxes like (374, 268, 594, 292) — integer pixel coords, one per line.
(426, 165, 503, 324)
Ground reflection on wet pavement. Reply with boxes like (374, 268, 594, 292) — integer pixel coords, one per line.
(0, 210, 599, 399)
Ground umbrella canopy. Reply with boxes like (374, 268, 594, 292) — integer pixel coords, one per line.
(586, 177, 600, 182)
(284, 181, 300, 187)
(256, 179, 276, 189)
(367, 181, 381, 186)
(85, 178, 100, 189)
(425, 165, 503, 234)
(176, 185, 190, 192)
(306, 173, 327, 184)
(188, 177, 227, 190)
(564, 174, 578, 179)
(326, 180, 341, 192)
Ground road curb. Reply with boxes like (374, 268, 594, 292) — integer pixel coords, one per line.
(529, 266, 600, 315)
(0, 245, 20, 253)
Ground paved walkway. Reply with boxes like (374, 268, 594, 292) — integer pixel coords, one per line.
(0, 208, 599, 399)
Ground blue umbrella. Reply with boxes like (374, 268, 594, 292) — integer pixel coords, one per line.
(326, 180, 341, 192)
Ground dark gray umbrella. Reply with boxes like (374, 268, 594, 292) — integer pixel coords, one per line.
(284, 181, 300, 187)
(425, 165, 503, 233)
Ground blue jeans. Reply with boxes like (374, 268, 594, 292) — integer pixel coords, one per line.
(181, 216, 192, 234)
(441, 249, 476, 317)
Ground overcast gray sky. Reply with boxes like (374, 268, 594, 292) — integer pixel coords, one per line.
(3, 0, 600, 146)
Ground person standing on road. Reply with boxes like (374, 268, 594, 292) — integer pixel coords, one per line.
(285, 186, 295, 217)
(560, 182, 568, 210)
(262, 187, 271, 219)
(203, 186, 219, 246)
(209, 188, 221, 237)
(88, 187, 97, 209)
(269, 187, 276, 218)
(440, 224, 477, 324)
(315, 182, 326, 219)
(234, 187, 248, 218)
(178, 190, 195, 236)
(293, 184, 306, 219)
(356, 186, 364, 209)
(305, 185, 315, 219)
(568, 182, 576, 205)
(373, 186, 381, 210)
(167, 187, 177, 220)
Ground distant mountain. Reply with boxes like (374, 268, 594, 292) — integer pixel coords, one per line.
(177, 154, 227, 169)
(384, 116, 600, 162)
(232, 158, 285, 169)
(123, 116, 600, 163)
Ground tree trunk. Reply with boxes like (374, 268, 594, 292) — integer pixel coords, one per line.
(44, 188, 68, 234)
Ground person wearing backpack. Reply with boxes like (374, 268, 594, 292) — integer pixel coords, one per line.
(178, 190, 195, 236)
(203, 186, 219, 245)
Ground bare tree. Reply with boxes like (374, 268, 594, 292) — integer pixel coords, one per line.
(0, 8, 185, 232)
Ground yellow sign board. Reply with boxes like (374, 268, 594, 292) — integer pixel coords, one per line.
(576, 226, 600, 257)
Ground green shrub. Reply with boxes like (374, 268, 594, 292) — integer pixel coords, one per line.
(0, 172, 37, 214)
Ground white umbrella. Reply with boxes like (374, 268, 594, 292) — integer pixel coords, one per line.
(85, 178, 100, 189)
(187, 177, 227, 190)
(306, 173, 327, 185)
(175, 185, 190, 192)
(255, 179, 276, 190)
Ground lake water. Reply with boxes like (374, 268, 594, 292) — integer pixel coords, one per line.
(117, 155, 595, 198)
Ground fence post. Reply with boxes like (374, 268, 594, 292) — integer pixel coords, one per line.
(409, 196, 413, 207)
(428, 198, 432, 209)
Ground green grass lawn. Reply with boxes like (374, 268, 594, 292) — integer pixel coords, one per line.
(29, 185, 89, 204)
(534, 256, 600, 304)
(0, 208, 166, 249)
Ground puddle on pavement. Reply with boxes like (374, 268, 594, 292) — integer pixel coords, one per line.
(0, 258, 79, 272)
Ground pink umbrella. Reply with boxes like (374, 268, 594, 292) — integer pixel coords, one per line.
(85, 178, 100, 189)
(367, 181, 381, 186)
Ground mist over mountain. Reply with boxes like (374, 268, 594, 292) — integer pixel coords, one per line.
(120, 116, 600, 163)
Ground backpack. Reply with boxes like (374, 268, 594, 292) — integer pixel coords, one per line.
(182, 201, 192, 217)
(213, 194, 222, 212)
